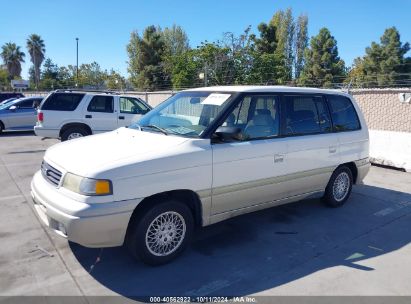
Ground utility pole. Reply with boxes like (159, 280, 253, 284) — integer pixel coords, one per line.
(76, 38, 79, 87)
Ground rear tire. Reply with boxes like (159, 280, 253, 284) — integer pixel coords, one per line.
(126, 200, 194, 266)
(0, 121, 4, 133)
(61, 127, 89, 141)
(323, 166, 353, 207)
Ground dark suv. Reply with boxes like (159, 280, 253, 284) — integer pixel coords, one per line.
(0, 92, 25, 103)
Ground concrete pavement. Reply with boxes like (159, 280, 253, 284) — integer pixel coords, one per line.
(0, 132, 410, 301)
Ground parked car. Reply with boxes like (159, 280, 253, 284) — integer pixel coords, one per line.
(31, 86, 370, 265)
(0, 97, 44, 133)
(34, 89, 152, 141)
(0, 92, 24, 103)
(0, 97, 19, 106)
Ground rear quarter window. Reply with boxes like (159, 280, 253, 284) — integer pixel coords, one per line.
(41, 93, 84, 111)
(327, 95, 361, 131)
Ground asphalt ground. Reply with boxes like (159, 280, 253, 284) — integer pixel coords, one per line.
(0, 131, 410, 303)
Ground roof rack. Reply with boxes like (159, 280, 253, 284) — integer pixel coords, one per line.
(54, 88, 121, 95)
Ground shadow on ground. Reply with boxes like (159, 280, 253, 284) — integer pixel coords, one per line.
(70, 184, 411, 301)
(0, 130, 35, 137)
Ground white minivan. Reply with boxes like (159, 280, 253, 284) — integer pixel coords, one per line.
(31, 86, 370, 265)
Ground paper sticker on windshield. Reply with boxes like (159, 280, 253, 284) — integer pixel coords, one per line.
(201, 93, 231, 106)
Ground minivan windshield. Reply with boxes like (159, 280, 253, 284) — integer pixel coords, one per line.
(131, 91, 234, 137)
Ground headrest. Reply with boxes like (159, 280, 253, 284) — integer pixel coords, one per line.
(256, 109, 271, 116)
(292, 110, 315, 120)
(253, 114, 273, 125)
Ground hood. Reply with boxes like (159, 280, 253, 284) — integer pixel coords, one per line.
(44, 127, 190, 177)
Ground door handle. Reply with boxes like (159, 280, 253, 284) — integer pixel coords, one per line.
(85, 115, 92, 119)
(274, 154, 284, 163)
(329, 146, 337, 153)
(119, 116, 125, 120)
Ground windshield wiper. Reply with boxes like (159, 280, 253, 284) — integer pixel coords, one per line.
(142, 124, 168, 135)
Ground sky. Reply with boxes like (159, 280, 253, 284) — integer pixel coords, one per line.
(1, 0, 411, 80)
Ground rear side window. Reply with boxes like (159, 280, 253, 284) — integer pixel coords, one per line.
(18, 99, 35, 108)
(87, 96, 114, 113)
(284, 96, 332, 135)
(41, 93, 84, 111)
(327, 95, 361, 131)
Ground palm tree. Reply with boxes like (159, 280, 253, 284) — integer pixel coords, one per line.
(26, 34, 45, 88)
(0, 42, 25, 80)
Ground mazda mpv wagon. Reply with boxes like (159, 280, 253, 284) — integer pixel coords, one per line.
(31, 86, 370, 265)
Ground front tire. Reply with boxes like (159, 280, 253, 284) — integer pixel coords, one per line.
(323, 166, 353, 207)
(61, 127, 89, 141)
(126, 200, 194, 265)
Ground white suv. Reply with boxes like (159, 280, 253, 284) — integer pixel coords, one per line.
(34, 89, 152, 141)
(31, 86, 370, 265)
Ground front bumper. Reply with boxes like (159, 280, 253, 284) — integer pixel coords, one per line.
(31, 171, 141, 248)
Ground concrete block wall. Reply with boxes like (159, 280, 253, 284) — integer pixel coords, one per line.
(350, 88, 411, 132)
(350, 88, 411, 172)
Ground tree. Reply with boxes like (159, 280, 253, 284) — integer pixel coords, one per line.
(270, 8, 294, 81)
(197, 41, 236, 86)
(26, 34, 46, 89)
(127, 26, 169, 90)
(161, 24, 190, 85)
(348, 27, 410, 87)
(57, 66, 74, 88)
(223, 26, 255, 84)
(249, 23, 285, 84)
(39, 58, 60, 90)
(0, 68, 9, 90)
(77, 62, 107, 88)
(169, 49, 201, 89)
(162, 24, 189, 57)
(251, 22, 277, 54)
(294, 15, 308, 79)
(298, 28, 346, 88)
(106, 70, 126, 90)
(0, 42, 25, 79)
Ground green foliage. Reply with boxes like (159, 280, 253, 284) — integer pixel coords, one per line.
(249, 24, 286, 84)
(127, 26, 170, 91)
(195, 42, 234, 86)
(0, 68, 9, 90)
(294, 15, 308, 79)
(106, 70, 126, 90)
(38, 58, 64, 90)
(251, 23, 277, 54)
(1, 42, 25, 79)
(298, 28, 346, 88)
(248, 52, 285, 85)
(162, 24, 190, 57)
(347, 27, 411, 87)
(26, 34, 45, 88)
(270, 8, 294, 81)
(169, 50, 201, 89)
(223, 27, 255, 84)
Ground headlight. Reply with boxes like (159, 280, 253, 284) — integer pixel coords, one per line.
(62, 173, 112, 196)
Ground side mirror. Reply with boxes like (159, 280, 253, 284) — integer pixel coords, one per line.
(9, 105, 17, 111)
(213, 126, 242, 142)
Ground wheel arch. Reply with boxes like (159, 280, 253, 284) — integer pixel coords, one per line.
(59, 122, 92, 137)
(337, 162, 358, 184)
(127, 189, 203, 232)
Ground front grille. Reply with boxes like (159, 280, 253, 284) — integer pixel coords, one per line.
(41, 161, 62, 186)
